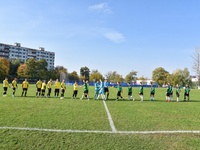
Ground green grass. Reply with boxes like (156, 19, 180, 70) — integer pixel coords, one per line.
(0, 84, 200, 149)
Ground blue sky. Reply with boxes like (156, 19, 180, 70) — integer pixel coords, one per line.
(0, 0, 200, 78)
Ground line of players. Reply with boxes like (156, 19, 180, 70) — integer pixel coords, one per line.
(2, 78, 67, 99)
(2, 77, 191, 101)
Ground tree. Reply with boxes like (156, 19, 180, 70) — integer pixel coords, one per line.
(125, 70, 137, 83)
(36, 59, 48, 79)
(0, 57, 10, 80)
(80, 66, 90, 80)
(105, 71, 123, 83)
(17, 64, 27, 78)
(68, 71, 80, 82)
(115, 74, 124, 83)
(9, 58, 22, 77)
(25, 58, 37, 79)
(54, 66, 68, 80)
(152, 67, 169, 87)
(181, 68, 192, 86)
(89, 70, 103, 82)
(192, 47, 200, 85)
(137, 76, 147, 81)
(171, 68, 192, 87)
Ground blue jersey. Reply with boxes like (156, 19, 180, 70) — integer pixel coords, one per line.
(99, 81, 105, 94)
(95, 82, 100, 92)
(104, 82, 109, 88)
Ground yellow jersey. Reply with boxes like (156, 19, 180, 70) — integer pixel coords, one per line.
(41, 82, 46, 90)
(73, 83, 78, 90)
(47, 81, 52, 88)
(61, 82, 66, 90)
(3, 80, 9, 87)
(55, 81, 61, 89)
(22, 81, 29, 88)
(36, 80, 42, 88)
(12, 80, 17, 88)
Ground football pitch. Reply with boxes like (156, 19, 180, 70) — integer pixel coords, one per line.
(1, 84, 200, 149)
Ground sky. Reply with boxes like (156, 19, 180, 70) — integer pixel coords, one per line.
(1, 0, 200, 78)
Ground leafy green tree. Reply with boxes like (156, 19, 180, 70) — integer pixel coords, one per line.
(105, 71, 117, 82)
(105, 71, 123, 83)
(0, 57, 10, 80)
(36, 59, 48, 79)
(152, 67, 169, 87)
(180, 68, 192, 87)
(115, 74, 124, 83)
(171, 68, 192, 87)
(89, 70, 103, 82)
(68, 71, 80, 82)
(25, 58, 37, 79)
(125, 70, 137, 83)
(54, 66, 68, 79)
(9, 58, 22, 77)
(80, 66, 90, 80)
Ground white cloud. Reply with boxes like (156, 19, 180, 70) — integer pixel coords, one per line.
(89, 2, 112, 14)
(104, 31, 125, 43)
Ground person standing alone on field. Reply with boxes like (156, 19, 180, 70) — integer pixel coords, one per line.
(184, 84, 190, 101)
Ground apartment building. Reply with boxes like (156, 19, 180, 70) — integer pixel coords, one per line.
(0, 42, 55, 70)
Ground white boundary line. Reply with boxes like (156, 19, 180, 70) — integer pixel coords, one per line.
(103, 100, 117, 132)
(1, 126, 200, 134)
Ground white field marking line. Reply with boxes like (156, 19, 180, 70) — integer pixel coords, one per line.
(1, 127, 200, 134)
(103, 100, 117, 132)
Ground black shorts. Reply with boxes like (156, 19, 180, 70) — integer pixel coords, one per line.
(42, 89, 45, 93)
(23, 88, 28, 92)
(84, 90, 88, 94)
(117, 91, 121, 96)
(139, 92, 143, 95)
(55, 89, 60, 93)
(166, 93, 170, 96)
(73, 90, 78, 94)
(128, 92, 132, 96)
(150, 92, 155, 96)
(184, 93, 189, 97)
(176, 92, 180, 97)
(48, 88, 51, 92)
(37, 88, 41, 92)
(104, 87, 109, 93)
(3, 87, 8, 91)
(61, 89, 65, 93)
(13, 88, 16, 91)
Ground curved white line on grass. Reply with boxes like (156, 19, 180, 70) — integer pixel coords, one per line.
(1, 127, 200, 134)
(103, 100, 117, 132)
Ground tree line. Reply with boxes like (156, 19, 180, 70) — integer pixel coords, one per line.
(0, 57, 195, 87)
